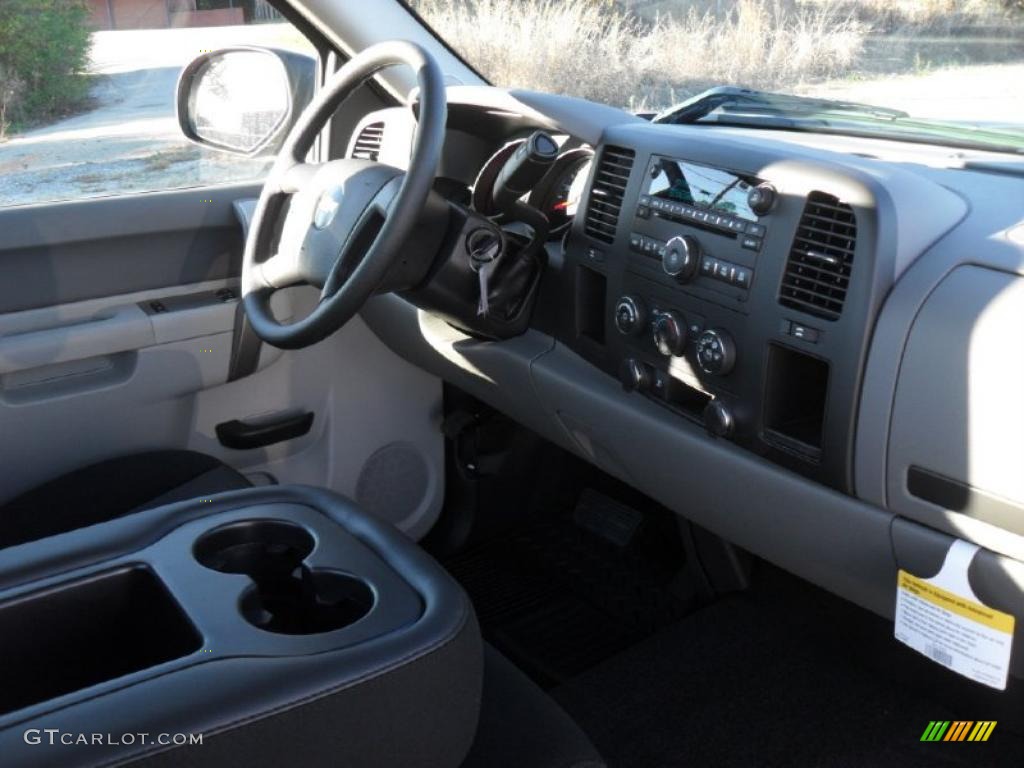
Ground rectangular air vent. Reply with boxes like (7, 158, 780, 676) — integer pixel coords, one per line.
(350, 121, 385, 161)
(778, 191, 857, 321)
(584, 146, 635, 244)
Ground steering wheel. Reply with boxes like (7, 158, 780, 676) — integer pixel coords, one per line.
(242, 41, 446, 349)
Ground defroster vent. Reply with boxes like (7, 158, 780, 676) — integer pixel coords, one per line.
(778, 192, 857, 321)
(584, 146, 635, 244)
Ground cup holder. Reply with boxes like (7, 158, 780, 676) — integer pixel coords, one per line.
(194, 520, 374, 635)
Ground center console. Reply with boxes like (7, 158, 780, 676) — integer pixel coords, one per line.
(565, 125, 890, 491)
(0, 486, 482, 768)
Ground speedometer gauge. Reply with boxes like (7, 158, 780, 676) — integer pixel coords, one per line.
(529, 148, 594, 237)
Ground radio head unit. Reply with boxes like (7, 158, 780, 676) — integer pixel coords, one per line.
(646, 157, 765, 221)
(629, 156, 774, 301)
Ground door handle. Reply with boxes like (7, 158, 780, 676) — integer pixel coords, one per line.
(215, 412, 314, 450)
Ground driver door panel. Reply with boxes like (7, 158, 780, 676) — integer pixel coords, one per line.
(0, 186, 262, 500)
(0, 187, 444, 538)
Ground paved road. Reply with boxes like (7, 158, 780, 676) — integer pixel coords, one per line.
(0, 25, 310, 206)
(801, 62, 1024, 129)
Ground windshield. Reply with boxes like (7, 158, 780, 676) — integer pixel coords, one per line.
(407, 0, 1024, 152)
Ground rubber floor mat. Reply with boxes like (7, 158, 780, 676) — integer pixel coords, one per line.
(444, 496, 693, 687)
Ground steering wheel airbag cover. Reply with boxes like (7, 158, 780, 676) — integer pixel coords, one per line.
(242, 40, 447, 349)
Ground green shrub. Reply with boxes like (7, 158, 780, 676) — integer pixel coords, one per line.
(0, 0, 92, 136)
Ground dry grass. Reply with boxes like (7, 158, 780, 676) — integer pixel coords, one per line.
(642, 1, 865, 106)
(415, 0, 867, 110)
(850, 0, 1017, 32)
(413, 0, 1024, 110)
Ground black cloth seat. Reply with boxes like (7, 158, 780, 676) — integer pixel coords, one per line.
(461, 645, 606, 768)
(0, 450, 250, 549)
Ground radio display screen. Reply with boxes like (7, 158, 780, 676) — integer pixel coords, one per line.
(645, 157, 760, 220)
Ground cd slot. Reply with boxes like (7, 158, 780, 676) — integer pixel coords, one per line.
(654, 212, 739, 239)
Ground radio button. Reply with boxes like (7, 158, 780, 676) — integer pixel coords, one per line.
(790, 323, 819, 343)
(629, 233, 643, 252)
(740, 235, 762, 251)
(746, 222, 767, 237)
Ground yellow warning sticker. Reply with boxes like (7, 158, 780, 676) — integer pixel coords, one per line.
(895, 541, 1016, 690)
(898, 571, 1015, 634)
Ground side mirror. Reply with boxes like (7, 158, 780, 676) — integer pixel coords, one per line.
(176, 47, 316, 156)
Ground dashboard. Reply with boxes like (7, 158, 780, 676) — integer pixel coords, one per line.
(554, 122, 956, 492)
(348, 86, 1024, 674)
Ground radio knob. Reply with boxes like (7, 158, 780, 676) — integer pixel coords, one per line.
(652, 310, 687, 357)
(747, 183, 777, 216)
(662, 235, 700, 283)
(696, 329, 736, 375)
(613, 295, 646, 336)
(620, 358, 651, 393)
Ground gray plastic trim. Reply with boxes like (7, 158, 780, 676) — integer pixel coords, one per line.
(0, 183, 261, 314)
(856, 164, 1024, 510)
(530, 342, 898, 616)
(361, 294, 564, 447)
(884, 265, 1024, 561)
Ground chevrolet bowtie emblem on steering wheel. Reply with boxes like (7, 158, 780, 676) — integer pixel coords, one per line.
(313, 188, 344, 229)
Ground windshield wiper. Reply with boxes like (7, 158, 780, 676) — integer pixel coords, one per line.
(653, 86, 909, 124)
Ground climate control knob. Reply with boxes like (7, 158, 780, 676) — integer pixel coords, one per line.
(652, 310, 687, 357)
(613, 295, 646, 336)
(662, 236, 701, 283)
(695, 329, 736, 375)
(619, 358, 651, 393)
